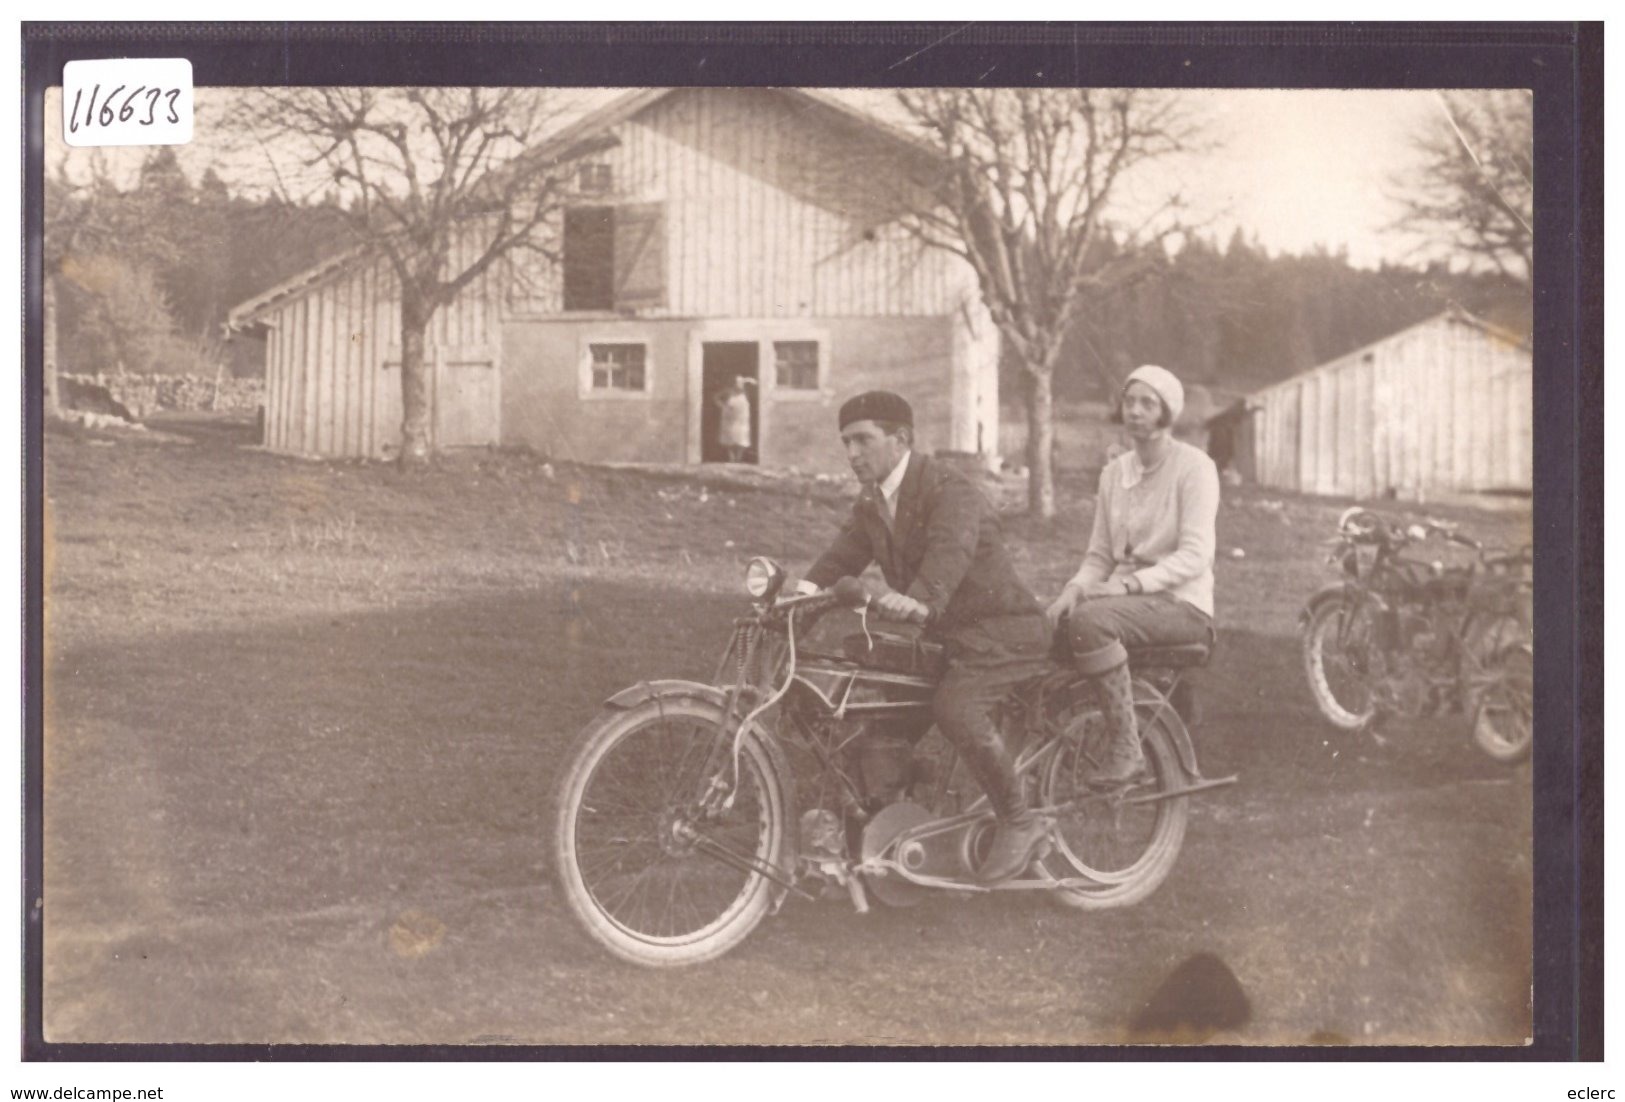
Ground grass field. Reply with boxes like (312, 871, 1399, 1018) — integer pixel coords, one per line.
(41, 412, 1534, 1047)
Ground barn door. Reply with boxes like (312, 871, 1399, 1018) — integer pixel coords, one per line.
(435, 344, 499, 448)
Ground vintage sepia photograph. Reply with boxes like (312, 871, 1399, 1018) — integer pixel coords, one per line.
(29, 25, 1577, 1057)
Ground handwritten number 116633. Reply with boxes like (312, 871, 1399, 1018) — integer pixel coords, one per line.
(67, 83, 183, 133)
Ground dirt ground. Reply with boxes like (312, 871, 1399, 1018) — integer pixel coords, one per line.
(39, 413, 1534, 1047)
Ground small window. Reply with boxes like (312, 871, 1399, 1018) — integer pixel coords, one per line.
(589, 343, 647, 392)
(774, 341, 820, 390)
(579, 162, 613, 194)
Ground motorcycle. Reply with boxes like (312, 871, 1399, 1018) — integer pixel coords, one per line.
(1300, 507, 1534, 763)
(551, 559, 1237, 968)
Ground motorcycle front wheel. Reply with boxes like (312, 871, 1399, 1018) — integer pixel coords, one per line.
(1473, 641, 1534, 764)
(551, 695, 792, 967)
(1037, 692, 1190, 911)
(1303, 598, 1383, 730)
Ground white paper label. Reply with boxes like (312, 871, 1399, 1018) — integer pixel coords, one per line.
(62, 58, 193, 147)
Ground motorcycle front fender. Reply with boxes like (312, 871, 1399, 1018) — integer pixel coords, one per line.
(602, 679, 788, 772)
(604, 678, 729, 712)
(1299, 582, 1384, 627)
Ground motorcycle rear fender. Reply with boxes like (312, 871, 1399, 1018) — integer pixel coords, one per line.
(1133, 682, 1205, 780)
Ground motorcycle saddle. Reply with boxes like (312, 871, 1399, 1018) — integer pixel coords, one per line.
(1127, 642, 1213, 669)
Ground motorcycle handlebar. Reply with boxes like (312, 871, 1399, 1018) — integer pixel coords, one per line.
(831, 576, 872, 608)
(769, 589, 840, 614)
(1339, 511, 1485, 554)
(773, 577, 927, 624)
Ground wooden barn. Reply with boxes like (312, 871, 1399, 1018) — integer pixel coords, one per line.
(1239, 308, 1532, 500)
(226, 88, 1001, 473)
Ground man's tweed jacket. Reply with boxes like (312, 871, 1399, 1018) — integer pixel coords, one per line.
(803, 452, 1043, 641)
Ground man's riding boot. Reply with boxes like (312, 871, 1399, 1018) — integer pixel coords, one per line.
(978, 809, 1051, 883)
(1084, 660, 1146, 786)
(957, 739, 1048, 883)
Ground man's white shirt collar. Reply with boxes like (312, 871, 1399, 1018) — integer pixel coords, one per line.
(794, 450, 911, 596)
(878, 450, 912, 507)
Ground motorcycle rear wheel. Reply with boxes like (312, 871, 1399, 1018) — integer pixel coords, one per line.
(1038, 693, 1190, 910)
(1473, 642, 1534, 764)
(552, 696, 791, 967)
(1303, 598, 1382, 730)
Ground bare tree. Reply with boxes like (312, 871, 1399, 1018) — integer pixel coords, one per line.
(1393, 90, 1533, 286)
(237, 88, 611, 465)
(43, 153, 175, 417)
(43, 168, 93, 418)
(887, 89, 1198, 518)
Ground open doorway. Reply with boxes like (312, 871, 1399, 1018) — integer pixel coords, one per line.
(700, 342, 759, 464)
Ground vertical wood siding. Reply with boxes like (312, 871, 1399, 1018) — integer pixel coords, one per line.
(259, 243, 502, 458)
(505, 88, 965, 320)
(253, 88, 979, 458)
(1249, 314, 1532, 499)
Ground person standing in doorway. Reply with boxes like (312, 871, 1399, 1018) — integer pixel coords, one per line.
(715, 378, 754, 463)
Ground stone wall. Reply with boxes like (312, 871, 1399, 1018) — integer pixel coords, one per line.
(59, 372, 265, 417)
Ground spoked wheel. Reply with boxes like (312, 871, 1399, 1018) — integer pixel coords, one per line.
(552, 695, 791, 967)
(1473, 642, 1534, 764)
(1303, 598, 1383, 730)
(1037, 692, 1189, 910)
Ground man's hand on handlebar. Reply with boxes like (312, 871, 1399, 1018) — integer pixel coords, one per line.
(800, 577, 930, 624)
(873, 590, 931, 624)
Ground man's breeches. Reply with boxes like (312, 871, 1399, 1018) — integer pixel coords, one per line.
(931, 615, 1052, 819)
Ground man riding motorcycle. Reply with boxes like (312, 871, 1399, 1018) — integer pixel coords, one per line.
(797, 391, 1054, 882)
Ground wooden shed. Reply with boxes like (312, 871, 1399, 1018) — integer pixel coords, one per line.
(227, 87, 1001, 474)
(1245, 308, 1532, 500)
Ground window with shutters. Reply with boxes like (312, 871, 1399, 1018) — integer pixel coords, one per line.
(563, 208, 614, 310)
(562, 202, 665, 313)
(773, 341, 820, 390)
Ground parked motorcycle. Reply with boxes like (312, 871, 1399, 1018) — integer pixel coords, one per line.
(1300, 507, 1533, 762)
(551, 560, 1237, 967)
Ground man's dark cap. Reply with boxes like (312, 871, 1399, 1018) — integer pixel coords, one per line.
(839, 391, 914, 431)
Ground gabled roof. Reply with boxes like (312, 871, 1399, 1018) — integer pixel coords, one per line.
(227, 246, 366, 331)
(227, 87, 938, 328)
(1246, 305, 1531, 401)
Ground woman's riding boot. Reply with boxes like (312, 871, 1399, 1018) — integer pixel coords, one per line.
(1086, 660, 1146, 786)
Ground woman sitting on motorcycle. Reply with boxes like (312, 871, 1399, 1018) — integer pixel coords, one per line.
(1045, 364, 1221, 784)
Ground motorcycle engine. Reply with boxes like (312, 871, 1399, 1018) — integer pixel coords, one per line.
(1378, 666, 1433, 719)
(827, 685, 934, 809)
(851, 733, 917, 806)
(1379, 607, 1452, 717)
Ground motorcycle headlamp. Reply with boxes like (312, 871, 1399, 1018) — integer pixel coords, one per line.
(744, 557, 786, 600)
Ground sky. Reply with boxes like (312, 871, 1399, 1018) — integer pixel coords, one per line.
(47, 85, 1446, 270)
(1183, 89, 1440, 266)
